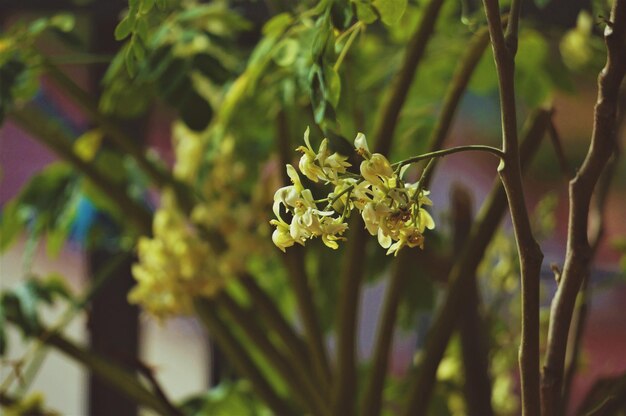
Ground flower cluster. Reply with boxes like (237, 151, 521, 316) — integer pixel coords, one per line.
(129, 190, 223, 319)
(271, 130, 435, 256)
(130, 129, 271, 319)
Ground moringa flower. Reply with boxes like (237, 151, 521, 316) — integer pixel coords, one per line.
(360, 153, 394, 187)
(270, 130, 435, 255)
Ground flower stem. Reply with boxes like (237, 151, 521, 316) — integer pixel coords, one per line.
(394, 145, 504, 169)
(334, 22, 363, 72)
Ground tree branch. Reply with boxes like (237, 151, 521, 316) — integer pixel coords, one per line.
(482, 1, 544, 413)
(542, 2, 626, 413)
(402, 107, 552, 416)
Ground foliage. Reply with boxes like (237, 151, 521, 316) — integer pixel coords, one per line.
(1, 0, 625, 415)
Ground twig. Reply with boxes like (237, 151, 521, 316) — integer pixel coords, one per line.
(482, 1, 544, 413)
(134, 360, 182, 416)
(394, 145, 504, 168)
(333, 1, 447, 412)
(402, 108, 552, 416)
(548, 121, 575, 180)
(542, 2, 626, 413)
(194, 299, 297, 416)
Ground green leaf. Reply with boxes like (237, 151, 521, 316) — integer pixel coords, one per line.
(140, 0, 155, 13)
(135, 17, 149, 42)
(132, 38, 146, 61)
(373, 0, 407, 25)
(114, 17, 133, 41)
(354, 1, 379, 24)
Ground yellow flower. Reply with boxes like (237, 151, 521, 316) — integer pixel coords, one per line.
(360, 153, 394, 187)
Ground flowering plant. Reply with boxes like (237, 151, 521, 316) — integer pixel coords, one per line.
(271, 130, 435, 255)
(1, 1, 625, 415)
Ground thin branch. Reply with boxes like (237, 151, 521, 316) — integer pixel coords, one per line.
(214, 293, 330, 415)
(562, 142, 621, 416)
(333, 1, 447, 412)
(134, 360, 182, 416)
(542, 2, 626, 413)
(548, 121, 575, 180)
(394, 145, 504, 168)
(402, 108, 552, 416)
(194, 299, 297, 416)
(504, 0, 523, 53)
(560, 275, 590, 416)
(576, 372, 626, 416)
(10, 106, 152, 234)
(482, 1, 544, 413)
